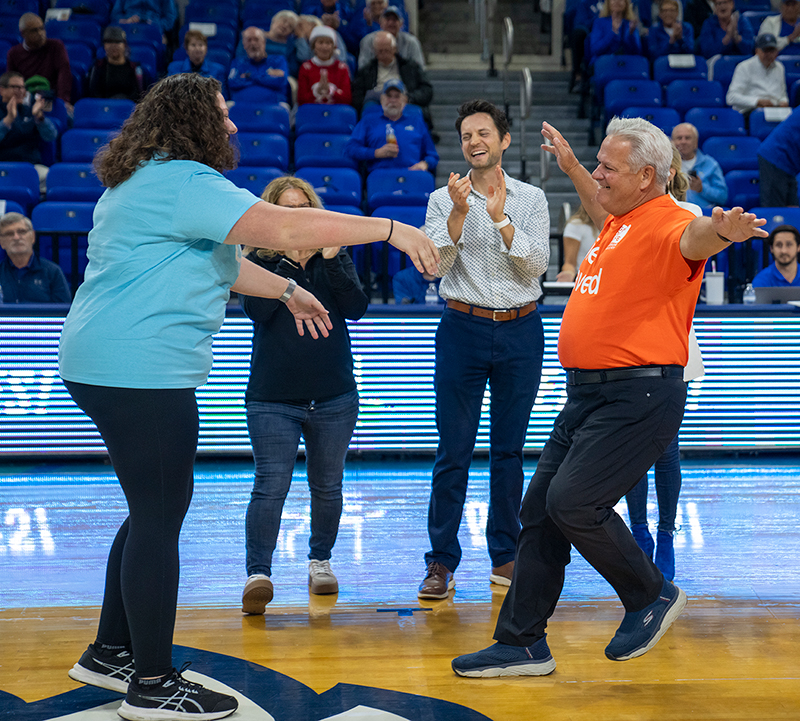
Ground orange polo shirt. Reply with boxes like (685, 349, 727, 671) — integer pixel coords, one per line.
(559, 194, 704, 370)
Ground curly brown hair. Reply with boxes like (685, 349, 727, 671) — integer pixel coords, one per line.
(94, 74, 237, 188)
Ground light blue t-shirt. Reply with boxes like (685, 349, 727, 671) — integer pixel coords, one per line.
(59, 159, 261, 389)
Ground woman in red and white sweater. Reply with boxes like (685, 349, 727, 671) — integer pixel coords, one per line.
(297, 25, 352, 105)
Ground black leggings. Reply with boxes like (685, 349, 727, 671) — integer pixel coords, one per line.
(64, 381, 199, 678)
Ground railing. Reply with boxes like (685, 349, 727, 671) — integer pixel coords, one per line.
(501, 17, 514, 122)
(519, 67, 533, 183)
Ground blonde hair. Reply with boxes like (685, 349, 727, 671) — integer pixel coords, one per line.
(600, 0, 637, 21)
(668, 146, 689, 201)
(271, 10, 299, 28)
(567, 204, 599, 233)
(249, 176, 324, 258)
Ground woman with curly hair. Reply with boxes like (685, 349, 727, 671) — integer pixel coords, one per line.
(60, 73, 437, 721)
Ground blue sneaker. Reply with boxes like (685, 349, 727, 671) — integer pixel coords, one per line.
(655, 530, 675, 581)
(452, 637, 556, 678)
(605, 579, 687, 661)
(631, 523, 655, 560)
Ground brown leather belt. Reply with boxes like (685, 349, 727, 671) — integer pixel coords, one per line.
(446, 299, 537, 321)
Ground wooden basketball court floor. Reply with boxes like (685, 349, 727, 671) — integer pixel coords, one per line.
(2, 456, 800, 720)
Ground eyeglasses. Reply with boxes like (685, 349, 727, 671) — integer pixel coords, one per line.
(278, 203, 313, 208)
(0, 228, 32, 238)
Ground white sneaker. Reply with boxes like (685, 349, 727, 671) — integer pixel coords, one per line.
(241, 574, 273, 615)
(308, 559, 339, 595)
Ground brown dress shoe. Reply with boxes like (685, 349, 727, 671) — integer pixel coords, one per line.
(417, 561, 455, 599)
(490, 561, 514, 587)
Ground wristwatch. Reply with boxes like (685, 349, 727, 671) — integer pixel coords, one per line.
(492, 215, 512, 230)
(278, 278, 297, 303)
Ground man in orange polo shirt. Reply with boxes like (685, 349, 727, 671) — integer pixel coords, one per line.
(451, 116, 767, 677)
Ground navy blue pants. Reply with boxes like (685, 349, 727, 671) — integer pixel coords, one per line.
(494, 373, 686, 646)
(626, 433, 682, 532)
(425, 307, 545, 572)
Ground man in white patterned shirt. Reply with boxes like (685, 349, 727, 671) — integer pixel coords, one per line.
(418, 99, 550, 599)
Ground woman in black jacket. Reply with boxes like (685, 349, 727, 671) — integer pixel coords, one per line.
(240, 175, 369, 614)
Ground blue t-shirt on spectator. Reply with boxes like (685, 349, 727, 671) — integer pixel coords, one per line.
(752, 262, 800, 287)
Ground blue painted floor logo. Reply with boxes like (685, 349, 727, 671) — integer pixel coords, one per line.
(0, 646, 493, 721)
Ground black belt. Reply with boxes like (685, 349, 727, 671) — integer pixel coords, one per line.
(566, 365, 684, 386)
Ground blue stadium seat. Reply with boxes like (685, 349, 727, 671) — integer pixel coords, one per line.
(371, 205, 427, 228)
(366, 168, 434, 210)
(780, 55, 800, 92)
(0, 162, 39, 211)
(725, 170, 760, 210)
(620, 106, 681, 135)
(652, 55, 708, 88)
(603, 79, 662, 119)
(0, 15, 19, 44)
(46, 163, 105, 202)
(324, 204, 364, 215)
(748, 207, 800, 234)
(228, 103, 290, 135)
(225, 166, 284, 196)
(31, 201, 95, 291)
(184, 4, 240, 31)
(235, 132, 289, 169)
(0, 199, 25, 214)
(666, 79, 725, 118)
(591, 54, 650, 101)
(61, 128, 116, 162)
(56, 0, 111, 23)
(122, 22, 163, 51)
(73, 98, 135, 129)
(735, 0, 772, 11)
(702, 136, 761, 173)
(295, 104, 358, 136)
(747, 107, 787, 140)
(64, 42, 95, 77)
(294, 134, 357, 170)
(708, 55, 748, 93)
(126, 44, 158, 78)
(295, 167, 362, 206)
(684, 107, 746, 142)
(0, 0, 38, 17)
(45, 17, 103, 53)
(0, 38, 9, 72)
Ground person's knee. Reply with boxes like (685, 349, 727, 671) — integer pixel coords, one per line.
(545, 481, 589, 532)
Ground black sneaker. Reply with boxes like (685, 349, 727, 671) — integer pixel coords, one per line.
(118, 663, 238, 720)
(68, 644, 135, 693)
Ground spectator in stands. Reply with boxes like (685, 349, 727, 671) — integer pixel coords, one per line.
(684, 0, 715, 39)
(111, 0, 177, 38)
(88, 27, 146, 101)
(726, 33, 788, 115)
(359, 5, 425, 70)
(7, 13, 71, 108)
(345, 79, 438, 173)
(585, 0, 643, 68)
(295, 15, 349, 66)
(392, 265, 441, 303)
(647, 0, 695, 59)
(670, 122, 728, 208)
(696, 0, 754, 58)
(264, 10, 300, 77)
(758, 0, 800, 55)
(557, 204, 599, 282)
(752, 225, 800, 286)
(228, 26, 290, 104)
(569, 0, 603, 91)
(348, 0, 390, 53)
(758, 105, 800, 206)
(168, 30, 228, 85)
(0, 71, 57, 189)
(298, 26, 351, 104)
(352, 31, 433, 128)
(305, 0, 352, 33)
(0, 212, 71, 304)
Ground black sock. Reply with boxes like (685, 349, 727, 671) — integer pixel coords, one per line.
(92, 642, 130, 656)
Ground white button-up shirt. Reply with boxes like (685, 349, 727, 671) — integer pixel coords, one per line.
(425, 169, 550, 309)
(726, 55, 788, 113)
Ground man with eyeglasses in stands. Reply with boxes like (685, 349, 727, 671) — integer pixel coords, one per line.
(0, 212, 70, 304)
(7, 13, 72, 109)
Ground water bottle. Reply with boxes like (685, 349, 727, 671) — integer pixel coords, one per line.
(0, 283, 3, 303)
(424, 281, 438, 305)
(742, 283, 756, 305)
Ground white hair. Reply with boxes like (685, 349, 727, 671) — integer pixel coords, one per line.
(605, 116, 673, 189)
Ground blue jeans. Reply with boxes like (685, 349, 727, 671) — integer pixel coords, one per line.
(426, 307, 545, 572)
(245, 389, 359, 577)
(625, 433, 682, 533)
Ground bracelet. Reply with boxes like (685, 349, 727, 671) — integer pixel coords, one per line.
(278, 278, 297, 303)
(716, 232, 733, 244)
(492, 215, 512, 230)
(385, 218, 394, 242)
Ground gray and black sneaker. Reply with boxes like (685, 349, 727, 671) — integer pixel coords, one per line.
(118, 663, 238, 721)
(68, 644, 135, 693)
